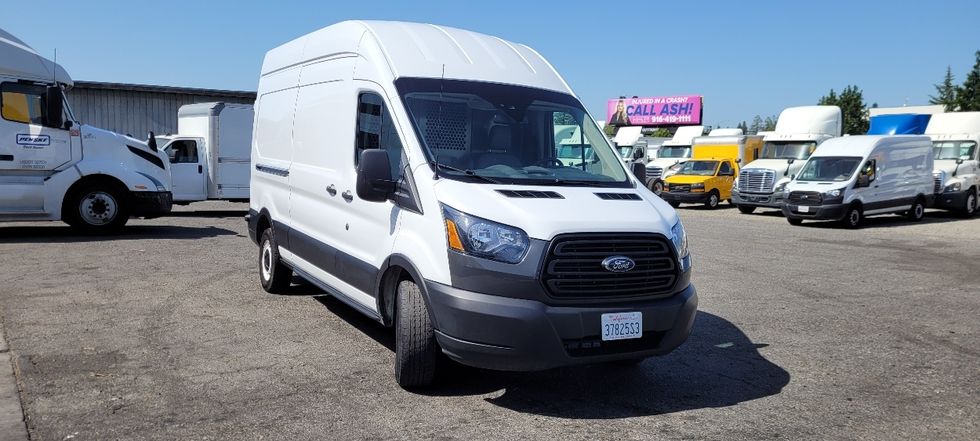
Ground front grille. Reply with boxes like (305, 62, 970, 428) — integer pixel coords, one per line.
(738, 169, 776, 193)
(787, 191, 822, 206)
(646, 166, 663, 179)
(934, 175, 943, 194)
(542, 233, 678, 300)
(667, 184, 691, 192)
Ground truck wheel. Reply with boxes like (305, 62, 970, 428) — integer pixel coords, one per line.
(394, 280, 438, 389)
(704, 191, 720, 209)
(842, 205, 862, 229)
(64, 183, 129, 233)
(906, 198, 925, 222)
(259, 229, 291, 293)
(737, 205, 756, 214)
(649, 180, 664, 196)
(787, 217, 803, 226)
(962, 188, 977, 217)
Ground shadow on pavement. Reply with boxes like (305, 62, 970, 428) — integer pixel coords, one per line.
(0, 225, 237, 243)
(793, 211, 967, 230)
(167, 210, 248, 218)
(313, 294, 789, 418)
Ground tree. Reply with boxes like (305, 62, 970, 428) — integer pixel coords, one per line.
(749, 115, 764, 134)
(930, 66, 959, 111)
(956, 51, 980, 111)
(763, 115, 778, 131)
(819, 85, 868, 135)
(736, 121, 748, 134)
(649, 128, 672, 137)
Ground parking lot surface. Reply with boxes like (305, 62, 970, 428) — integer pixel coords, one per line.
(0, 202, 977, 440)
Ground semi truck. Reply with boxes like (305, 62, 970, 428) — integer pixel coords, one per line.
(155, 102, 253, 204)
(645, 125, 705, 195)
(0, 28, 172, 232)
(927, 112, 980, 216)
(731, 106, 842, 214)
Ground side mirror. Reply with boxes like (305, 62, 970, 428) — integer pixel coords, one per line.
(147, 131, 158, 152)
(356, 149, 397, 202)
(631, 162, 646, 182)
(787, 158, 795, 165)
(633, 148, 644, 160)
(790, 174, 795, 180)
(956, 158, 965, 165)
(45, 86, 65, 129)
(735, 158, 742, 164)
(857, 174, 869, 188)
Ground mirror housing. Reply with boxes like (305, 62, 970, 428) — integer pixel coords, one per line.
(735, 158, 742, 164)
(956, 158, 965, 165)
(147, 131, 158, 152)
(356, 149, 397, 202)
(787, 158, 795, 165)
(632, 148, 644, 160)
(45, 86, 65, 129)
(630, 161, 646, 182)
(856, 174, 869, 188)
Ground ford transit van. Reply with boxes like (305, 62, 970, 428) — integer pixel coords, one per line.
(782, 135, 934, 228)
(247, 21, 696, 388)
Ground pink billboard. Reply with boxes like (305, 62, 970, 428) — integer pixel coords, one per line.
(606, 95, 703, 126)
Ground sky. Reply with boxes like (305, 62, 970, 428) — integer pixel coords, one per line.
(6, 0, 980, 127)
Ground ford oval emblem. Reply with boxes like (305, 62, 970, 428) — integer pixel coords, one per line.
(601, 256, 636, 273)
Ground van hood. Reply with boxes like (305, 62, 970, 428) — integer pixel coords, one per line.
(664, 175, 711, 184)
(431, 179, 678, 240)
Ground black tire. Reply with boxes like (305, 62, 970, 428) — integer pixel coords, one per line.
(648, 180, 664, 196)
(704, 191, 720, 209)
(841, 205, 862, 229)
(394, 280, 438, 388)
(259, 229, 291, 293)
(962, 188, 977, 218)
(668, 201, 681, 208)
(63, 182, 129, 233)
(906, 197, 925, 222)
(727, 199, 733, 205)
(787, 217, 803, 226)
(737, 205, 757, 214)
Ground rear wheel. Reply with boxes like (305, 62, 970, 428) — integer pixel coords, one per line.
(259, 229, 291, 293)
(842, 205, 863, 229)
(704, 191, 720, 209)
(737, 205, 756, 214)
(906, 198, 925, 222)
(787, 217, 803, 226)
(394, 280, 438, 389)
(64, 183, 129, 233)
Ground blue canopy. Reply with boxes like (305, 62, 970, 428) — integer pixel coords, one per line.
(867, 114, 932, 135)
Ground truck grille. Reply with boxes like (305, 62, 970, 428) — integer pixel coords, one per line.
(646, 166, 663, 179)
(738, 169, 776, 193)
(667, 184, 690, 192)
(934, 175, 943, 194)
(542, 233, 678, 300)
(787, 191, 822, 206)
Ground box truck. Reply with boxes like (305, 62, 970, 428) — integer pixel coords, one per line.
(731, 106, 841, 214)
(927, 112, 980, 216)
(783, 135, 934, 228)
(0, 28, 172, 231)
(644, 125, 705, 194)
(156, 102, 253, 203)
(247, 20, 696, 388)
(660, 133, 762, 209)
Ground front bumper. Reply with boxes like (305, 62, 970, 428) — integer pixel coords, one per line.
(782, 202, 847, 221)
(130, 191, 172, 218)
(933, 190, 969, 210)
(424, 281, 698, 372)
(660, 191, 709, 204)
(732, 189, 785, 208)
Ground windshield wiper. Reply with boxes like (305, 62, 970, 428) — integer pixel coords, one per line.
(430, 161, 500, 184)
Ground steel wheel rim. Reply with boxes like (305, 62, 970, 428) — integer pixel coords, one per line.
(654, 182, 663, 195)
(968, 194, 977, 213)
(260, 241, 273, 281)
(709, 194, 718, 207)
(79, 191, 117, 225)
(849, 210, 860, 226)
(915, 204, 924, 218)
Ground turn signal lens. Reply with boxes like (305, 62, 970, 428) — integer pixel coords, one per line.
(445, 219, 465, 252)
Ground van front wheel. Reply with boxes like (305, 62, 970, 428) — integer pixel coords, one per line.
(704, 191, 720, 209)
(259, 229, 291, 293)
(842, 205, 863, 229)
(394, 280, 438, 389)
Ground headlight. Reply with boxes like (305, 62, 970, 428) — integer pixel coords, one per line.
(691, 182, 705, 191)
(945, 182, 962, 192)
(824, 188, 842, 198)
(670, 220, 691, 272)
(442, 205, 529, 264)
(774, 181, 789, 192)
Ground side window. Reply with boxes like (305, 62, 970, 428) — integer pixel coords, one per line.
(1, 82, 47, 126)
(719, 161, 733, 176)
(167, 140, 199, 164)
(861, 159, 876, 181)
(355, 92, 404, 179)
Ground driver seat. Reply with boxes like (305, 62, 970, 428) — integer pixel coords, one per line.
(474, 125, 522, 169)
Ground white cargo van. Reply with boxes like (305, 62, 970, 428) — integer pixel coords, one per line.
(732, 106, 841, 214)
(0, 28, 172, 231)
(783, 135, 934, 228)
(644, 125, 705, 194)
(157, 102, 253, 203)
(248, 21, 697, 388)
(926, 112, 980, 216)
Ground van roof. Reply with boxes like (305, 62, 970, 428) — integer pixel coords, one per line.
(261, 20, 571, 94)
(0, 27, 72, 86)
(811, 135, 931, 158)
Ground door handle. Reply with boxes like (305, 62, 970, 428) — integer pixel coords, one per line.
(342, 190, 353, 202)
(326, 184, 337, 196)
(0, 154, 12, 161)
(198, 165, 203, 174)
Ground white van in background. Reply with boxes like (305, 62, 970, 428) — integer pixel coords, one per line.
(0, 28, 172, 231)
(247, 21, 697, 388)
(926, 112, 980, 216)
(783, 135, 934, 228)
(157, 102, 253, 203)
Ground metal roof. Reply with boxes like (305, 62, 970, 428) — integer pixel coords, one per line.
(72, 81, 256, 99)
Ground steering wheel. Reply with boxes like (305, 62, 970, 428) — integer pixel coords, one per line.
(535, 158, 565, 168)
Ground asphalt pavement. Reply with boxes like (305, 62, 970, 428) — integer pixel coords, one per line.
(0, 201, 976, 440)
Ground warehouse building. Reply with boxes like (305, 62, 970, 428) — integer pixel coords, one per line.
(67, 81, 256, 139)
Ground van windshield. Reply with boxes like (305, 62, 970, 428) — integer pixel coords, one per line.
(396, 78, 629, 187)
(659, 146, 691, 158)
(797, 156, 863, 182)
(761, 141, 817, 160)
(933, 141, 977, 160)
(674, 160, 719, 176)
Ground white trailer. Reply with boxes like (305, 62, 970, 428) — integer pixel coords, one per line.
(158, 102, 253, 203)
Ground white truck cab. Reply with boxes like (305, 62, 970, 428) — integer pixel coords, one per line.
(157, 102, 253, 204)
(0, 28, 171, 231)
(644, 125, 705, 195)
(783, 135, 934, 228)
(247, 21, 696, 388)
(732, 106, 841, 214)
(926, 112, 980, 216)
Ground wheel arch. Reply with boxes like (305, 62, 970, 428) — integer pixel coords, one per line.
(375, 254, 431, 328)
(61, 174, 131, 219)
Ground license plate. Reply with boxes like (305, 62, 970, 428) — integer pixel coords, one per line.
(601, 312, 643, 341)
(798, 205, 809, 213)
